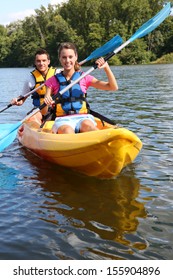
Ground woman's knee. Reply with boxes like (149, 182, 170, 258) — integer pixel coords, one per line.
(80, 120, 98, 132)
(57, 125, 75, 134)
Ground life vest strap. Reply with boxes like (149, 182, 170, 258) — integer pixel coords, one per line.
(55, 95, 86, 105)
(31, 93, 45, 99)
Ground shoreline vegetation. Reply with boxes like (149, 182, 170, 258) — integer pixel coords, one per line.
(0, 1, 172, 67)
(151, 53, 173, 64)
(104, 52, 173, 66)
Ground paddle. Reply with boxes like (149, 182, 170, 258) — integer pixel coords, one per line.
(0, 124, 20, 152)
(103, 2, 171, 61)
(0, 3, 171, 152)
(0, 86, 44, 114)
(54, 3, 171, 85)
(79, 34, 123, 65)
(0, 34, 123, 114)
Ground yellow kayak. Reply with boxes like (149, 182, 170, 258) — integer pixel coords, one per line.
(18, 117, 142, 179)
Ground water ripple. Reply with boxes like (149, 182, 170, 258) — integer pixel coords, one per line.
(0, 65, 173, 259)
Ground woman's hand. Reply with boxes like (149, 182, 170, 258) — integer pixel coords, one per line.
(44, 95, 55, 105)
(95, 57, 108, 69)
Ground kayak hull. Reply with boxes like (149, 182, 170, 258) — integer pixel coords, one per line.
(18, 118, 142, 179)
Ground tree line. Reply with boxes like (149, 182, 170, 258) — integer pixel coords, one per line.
(0, 0, 173, 67)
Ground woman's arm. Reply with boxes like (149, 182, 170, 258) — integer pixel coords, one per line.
(90, 57, 118, 91)
(42, 87, 54, 115)
(42, 76, 59, 115)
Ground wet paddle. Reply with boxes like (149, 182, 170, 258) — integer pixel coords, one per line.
(0, 124, 20, 152)
(104, 3, 171, 62)
(0, 87, 43, 114)
(79, 34, 123, 65)
(58, 3, 171, 85)
(0, 3, 171, 152)
(0, 34, 123, 114)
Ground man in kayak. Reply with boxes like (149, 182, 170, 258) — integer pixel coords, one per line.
(11, 48, 60, 117)
(43, 42, 118, 134)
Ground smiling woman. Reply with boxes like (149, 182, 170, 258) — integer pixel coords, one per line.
(0, 0, 63, 26)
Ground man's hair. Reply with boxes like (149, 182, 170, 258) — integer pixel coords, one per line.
(35, 48, 50, 60)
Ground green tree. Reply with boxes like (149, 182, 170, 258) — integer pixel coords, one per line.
(119, 39, 153, 64)
(60, 0, 101, 41)
(0, 0, 172, 67)
(0, 25, 11, 66)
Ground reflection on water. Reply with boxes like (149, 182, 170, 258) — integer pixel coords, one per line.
(8, 148, 148, 259)
(0, 65, 173, 260)
(0, 162, 19, 190)
(40, 166, 147, 247)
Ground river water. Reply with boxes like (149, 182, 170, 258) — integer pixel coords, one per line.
(0, 64, 172, 260)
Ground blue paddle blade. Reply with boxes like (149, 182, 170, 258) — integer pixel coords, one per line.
(0, 129, 18, 152)
(130, 3, 171, 41)
(85, 34, 123, 62)
(0, 121, 22, 152)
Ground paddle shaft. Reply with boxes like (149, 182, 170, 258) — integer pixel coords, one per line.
(79, 34, 122, 65)
(41, 42, 131, 101)
(0, 3, 171, 115)
(105, 3, 171, 60)
(0, 3, 170, 135)
(0, 83, 45, 114)
(0, 4, 171, 153)
(3, 3, 171, 120)
(36, 4, 172, 116)
(22, 60, 109, 121)
(0, 69, 94, 115)
(27, 42, 131, 110)
(0, 35, 123, 114)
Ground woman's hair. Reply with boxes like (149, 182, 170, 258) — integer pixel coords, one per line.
(58, 42, 81, 71)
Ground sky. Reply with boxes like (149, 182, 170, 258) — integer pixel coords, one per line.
(0, 0, 66, 26)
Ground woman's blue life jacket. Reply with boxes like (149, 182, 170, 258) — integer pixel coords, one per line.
(54, 71, 89, 117)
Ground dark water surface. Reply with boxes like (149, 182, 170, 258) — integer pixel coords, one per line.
(0, 64, 173, 260)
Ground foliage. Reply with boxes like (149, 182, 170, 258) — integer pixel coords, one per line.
(152, 53, 173, 64)
(0, 0, 173, 67)
(0, 25, 11, 64)
(119, 39, 154, 64)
